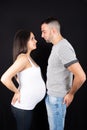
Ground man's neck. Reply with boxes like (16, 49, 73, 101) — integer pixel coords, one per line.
(52, 34, 63, 45)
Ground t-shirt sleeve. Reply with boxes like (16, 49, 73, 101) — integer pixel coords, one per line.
(58, 43, 78, 68)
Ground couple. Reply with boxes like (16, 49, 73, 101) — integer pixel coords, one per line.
(0, 17, 86, 130)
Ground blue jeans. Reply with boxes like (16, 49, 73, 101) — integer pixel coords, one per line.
(11, 105, 33, 130)
(45, 95, 66, 130)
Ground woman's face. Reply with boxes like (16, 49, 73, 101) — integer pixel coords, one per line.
(27, 32, 37, 51)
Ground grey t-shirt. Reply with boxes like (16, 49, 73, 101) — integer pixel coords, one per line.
(46, 39, 78, 97)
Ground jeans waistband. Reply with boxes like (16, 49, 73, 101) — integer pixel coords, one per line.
(47, 94, 64, 102)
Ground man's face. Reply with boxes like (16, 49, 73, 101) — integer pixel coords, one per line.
(41, 23, 52, 43)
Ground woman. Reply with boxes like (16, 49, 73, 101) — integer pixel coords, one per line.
(0, 30, 46, 130)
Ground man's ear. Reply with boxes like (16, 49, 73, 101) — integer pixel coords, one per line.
(52, 27, 57, 34)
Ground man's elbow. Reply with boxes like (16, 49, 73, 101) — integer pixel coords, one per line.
(81, 73, 86, 84)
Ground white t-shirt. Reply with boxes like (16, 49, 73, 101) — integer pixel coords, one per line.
(12, 58, 46, 110)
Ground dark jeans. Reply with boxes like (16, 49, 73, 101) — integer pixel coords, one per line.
(11, 105, 33, 130)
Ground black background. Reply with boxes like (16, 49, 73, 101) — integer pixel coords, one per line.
(0, 0, 87, 130)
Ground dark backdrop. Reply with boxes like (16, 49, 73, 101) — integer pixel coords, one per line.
(0, 0, 87, 130)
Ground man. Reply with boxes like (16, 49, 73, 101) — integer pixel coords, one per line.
(41, 17, 86, 130)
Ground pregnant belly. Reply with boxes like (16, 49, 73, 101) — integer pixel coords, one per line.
(12, 85, 46, 110)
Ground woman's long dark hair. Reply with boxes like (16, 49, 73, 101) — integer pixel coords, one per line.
(13, 30, 31, 62)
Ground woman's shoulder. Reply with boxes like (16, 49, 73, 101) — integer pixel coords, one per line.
(17, 53, 27, 60)
(16, 54, 28, 64)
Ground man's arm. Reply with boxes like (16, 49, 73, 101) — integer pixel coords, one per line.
(63, 62, 86, 107)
